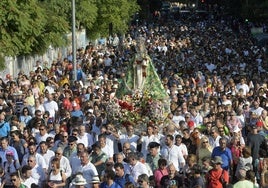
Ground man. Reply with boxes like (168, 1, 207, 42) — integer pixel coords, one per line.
(118, 125, 139, 151)
(114, 153, 130, 174)
(205, 156, 229, 188)
(54, 131, 69, 150)
(22, 142, 47, 172)
(160, 163, 183, 188)
(233, 169, 255, 188)
(247, 124, 266, 168)
(146, 141, 161, 172)
(89, 141, 108, 175)
(50, 147, 72, 178)
(35, 124, 50, 145)
(161, 134, 185, 171)
(69, 143, 87, 176)
(37, 141, 55, 167)
(127, 152, 149, 183)
(100, 169, 121, 188)
(77, 151, 99, 188)
(21, 165, 38, 187)
(10, 172, 27, 188)
(77, 124, 94, 149)
(211, 137, 233, 171)
(63, 136, 78, 158)
(137, 174, 150, 188)
(0, 137, 19, 163)
(27, 110, 46, 129)
(0, 113, 10, 137)
(209, 126, 221, 149)
(43, 93, 58, 120)
(114, 162, 135, 188)
(182, 128, 196, 154)
(138, 124, 160, 159)
(99, 133, 114, 161)
(27, 155, 46, 186)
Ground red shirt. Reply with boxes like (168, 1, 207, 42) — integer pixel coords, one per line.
(206, 168, 229, 188)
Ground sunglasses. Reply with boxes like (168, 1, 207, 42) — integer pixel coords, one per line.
(203, 141, 208, 143)
(27, 160, 34, 162)
(39, 129, 45, 131)
(68, 143, 74, 146)
(55, 153, 62, 155)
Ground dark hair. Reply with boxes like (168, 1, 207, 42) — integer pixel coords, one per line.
(98, 133, 106, 140)
(105, 169, 115, 180)
(92, 141, 101, 150)
(192, 164, 202, 174)
(39, 141, 47, 146)
(114, 163, 124, 169)
(166, 134, 174, 141)
(51, 158, 60, 169)
(158, 158, 167, 167)
(21, 165, 32, 174)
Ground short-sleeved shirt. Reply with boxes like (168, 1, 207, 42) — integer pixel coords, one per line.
(211, 147, 232, 171)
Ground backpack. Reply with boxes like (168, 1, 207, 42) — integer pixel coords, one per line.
(3, 160, 19, 172)
(208, 169, 228, 188)
(219, 169, 228, 188)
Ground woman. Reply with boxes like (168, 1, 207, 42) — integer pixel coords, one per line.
(3, 151, 20, 188)
(229, 135, 242, 180)
(31, 80, 41, 99)
(22, 127, 32, 143)
(9, 130, 27, 163)
(196, 136, 212, 165)
(154, 158, 168, 188)
(47, 158, 66, 188)
(235, 146, 252, 178)
(19, 107, 32, 126)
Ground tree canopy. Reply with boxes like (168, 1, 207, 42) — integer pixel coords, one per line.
(0, 0, 140, 70)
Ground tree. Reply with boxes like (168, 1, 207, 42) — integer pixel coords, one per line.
(0, 0, 139, 70)
(87, 0, 140, 39)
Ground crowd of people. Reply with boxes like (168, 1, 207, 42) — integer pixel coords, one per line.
(0, 3, 267, 188)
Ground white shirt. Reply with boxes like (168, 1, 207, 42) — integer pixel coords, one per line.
(43, 100, 58, 119)
(38, 149, 55, 167)
(35, 133, 50, 145)
(160, 144, 185, 171)
(101, 144, 114, 158)
(77, 133, 94, 148)
(48, 156, 72, 178)
(172, 115, 185, 125)
(78, 161, 98, 188)
(22, 176, 38, 188)
(22, 153, 47, 170)
(141, 135, 160, 159)
(120, 134, 139, 151)
(31, 164, 45, 186)
(130, 161, 149, 182)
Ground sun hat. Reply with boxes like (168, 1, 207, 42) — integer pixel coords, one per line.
(72, 174, 87, 185)
(211, 156, 223, 164)
(90, 175, 100, 184)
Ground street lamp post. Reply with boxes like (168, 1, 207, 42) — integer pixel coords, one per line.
(72, 0, 77, 81)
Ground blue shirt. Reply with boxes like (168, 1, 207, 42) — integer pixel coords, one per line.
(100, 182, 121, 188)
(0, 146, 19, 162)
(0, 121, 10, 137)
(211, 146, 232, 170)
(114, 174, 135, 188)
